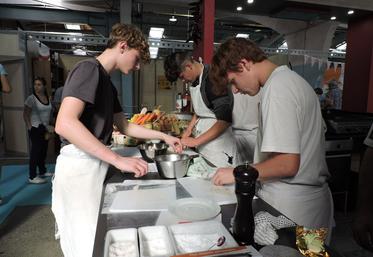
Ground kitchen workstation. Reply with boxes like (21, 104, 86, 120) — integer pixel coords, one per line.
(90, 115, 340, 257)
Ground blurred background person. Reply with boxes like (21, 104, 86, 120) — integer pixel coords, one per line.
(0, 63, 12, 205)
(0, 63, 12, 93)
(23, 77, 53, 184)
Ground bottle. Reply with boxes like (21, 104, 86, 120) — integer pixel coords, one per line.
(232, 163, 259, 245)
(176, 93, 182, 113)
(182, 83, 191, 113)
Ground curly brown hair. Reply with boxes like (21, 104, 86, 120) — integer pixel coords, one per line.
(107, 23, 150, 63)
(210, 37, 267, 95)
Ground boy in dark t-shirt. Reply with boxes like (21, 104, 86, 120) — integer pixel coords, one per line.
(51, 23, 182, 257)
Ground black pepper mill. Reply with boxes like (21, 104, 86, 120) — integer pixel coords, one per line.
(232, 163, 259, 245)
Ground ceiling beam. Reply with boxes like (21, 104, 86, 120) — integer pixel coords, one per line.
(287, 0, 373, 12)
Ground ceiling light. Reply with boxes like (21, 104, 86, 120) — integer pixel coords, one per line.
(65, 24, 81, 30)
(149, 27, 164, 39)
(247, 0, 254, 4)
(236, 33, 249, 38)
(330, 16, 337, 20)
(347, 10, 354, 15)
(236, 6, 243, 11)
(255, 29, 261, 32)
(149, 47, 159, 59)
(169, 15, 177, 22)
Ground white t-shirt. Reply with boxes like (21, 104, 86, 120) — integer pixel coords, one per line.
(254, 65, 330, 186)
(364, 124, 373, 147)
(24, 94, 52, 127)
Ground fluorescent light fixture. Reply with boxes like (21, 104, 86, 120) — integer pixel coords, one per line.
(347, 10, 354, 15)
(255, 29, 261, 32)
(65, 24, 81, 30)
(336, 41, 347, 51)
(279, 41, 288, 49)
(236, 6, 243, 11)
(247, 0, 254, 4)
(149, 47, 159, 59)
(236, 33, 249, 38)
(330, 16, 337, 20)
(149, 27, 164, 39)
(169, 15, 177, 22)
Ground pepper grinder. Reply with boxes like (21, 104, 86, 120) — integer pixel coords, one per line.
(232, 163, 259, 245)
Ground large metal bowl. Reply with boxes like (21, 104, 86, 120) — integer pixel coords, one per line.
(154, 153, 191, 179)
(138, 142, 168, 162)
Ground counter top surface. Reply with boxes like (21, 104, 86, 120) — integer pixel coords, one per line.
(92, 159, 341, 257)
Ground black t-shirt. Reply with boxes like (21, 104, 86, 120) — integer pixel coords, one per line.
(61, 58, 122, 145)
(197, 65, 233, 123)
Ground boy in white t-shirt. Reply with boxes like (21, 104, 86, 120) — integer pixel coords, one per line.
(209, 38, 334, 241)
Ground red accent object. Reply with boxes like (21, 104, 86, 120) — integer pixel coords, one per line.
(343, 15, 373, 113)
(193, 0, 215, 64)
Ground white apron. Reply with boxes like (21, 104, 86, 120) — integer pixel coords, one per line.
(190, 84, 236, 167)
(232, 93, 260, 165)
(257, 182, 334, 244)
(51, 144, 109, 257)
(255, 100, 334, 243)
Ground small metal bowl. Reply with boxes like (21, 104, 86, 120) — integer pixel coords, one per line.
(138, 142, 168, 162)
(154, 153, 191, 179)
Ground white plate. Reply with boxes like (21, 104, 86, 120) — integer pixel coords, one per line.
(168, 197, 221, 221)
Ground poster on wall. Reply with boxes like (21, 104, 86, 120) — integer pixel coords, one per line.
(300, 55, 344, 110)
(321, 61, 344, 110)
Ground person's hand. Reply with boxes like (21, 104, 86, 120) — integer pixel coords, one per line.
(353, 210, 373, 252)
(115, 157, 148, 178)
(181, 136, 199, 148)
(162, 134, 183, 153)
(181, 128, 192, 139)
(212, 168, 235, 186)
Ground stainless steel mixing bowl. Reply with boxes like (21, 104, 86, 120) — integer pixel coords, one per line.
(154, 153, 191, 179)
(138, 142, 168, 162)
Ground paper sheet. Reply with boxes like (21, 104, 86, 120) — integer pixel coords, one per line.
(177, 177, 236, 205)
(108, 180, 177, 213)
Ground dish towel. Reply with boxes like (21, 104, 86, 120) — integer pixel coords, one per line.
(186, 157, 217, 179)
(254, 211, 296, 246)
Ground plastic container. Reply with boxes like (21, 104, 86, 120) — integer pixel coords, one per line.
(168, 220, 238, 254)
(104, 228, 139, 257)
(138, 226, 174, 257)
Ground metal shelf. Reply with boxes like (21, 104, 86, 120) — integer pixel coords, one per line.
(20, 31, 345, 59)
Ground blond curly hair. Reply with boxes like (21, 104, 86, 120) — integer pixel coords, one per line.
(107, 23, 150, 63)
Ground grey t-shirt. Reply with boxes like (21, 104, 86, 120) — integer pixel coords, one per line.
(61, 58, 122, 145)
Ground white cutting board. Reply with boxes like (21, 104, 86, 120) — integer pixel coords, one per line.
(109, 184, 176, 213)
(177, 177, 236, 205)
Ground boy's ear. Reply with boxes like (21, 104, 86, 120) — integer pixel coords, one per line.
(241, 59, 253, 71)
(118, 41, 128, 53)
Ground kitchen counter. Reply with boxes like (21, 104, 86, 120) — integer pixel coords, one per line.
(92, 163, 341, 257)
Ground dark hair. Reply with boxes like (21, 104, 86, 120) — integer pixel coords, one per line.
(107, 23, 150, 63)
(33, 76, 49, 97)
(314, 87, 323, 95)
(210, 37, 267, 95)
(164, 51, 193, 82)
